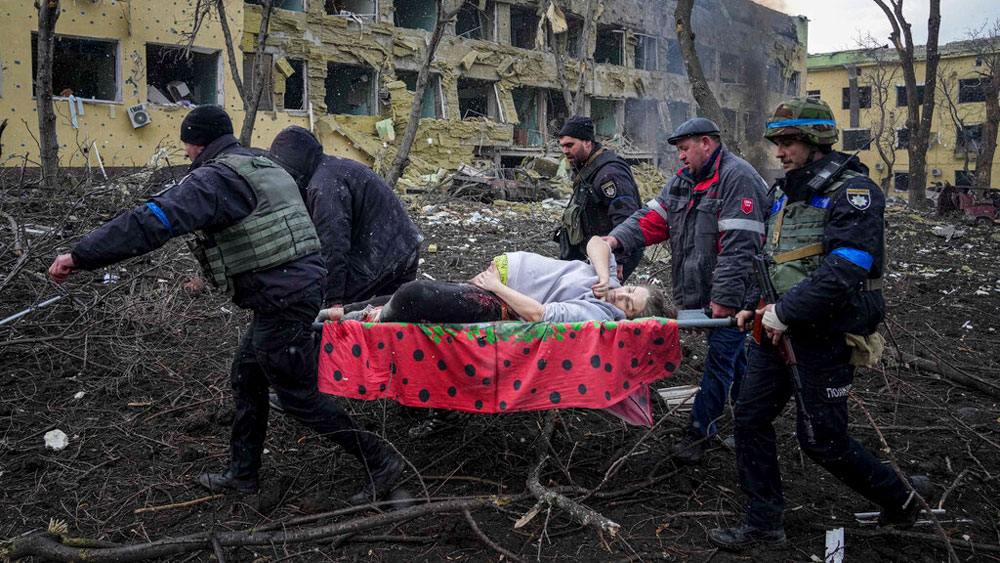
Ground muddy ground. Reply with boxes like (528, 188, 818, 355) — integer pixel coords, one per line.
(1, 172, 999, 562)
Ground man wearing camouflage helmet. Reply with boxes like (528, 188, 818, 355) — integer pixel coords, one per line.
(604, 117, 768, 463)
(708, 98, 934, 549)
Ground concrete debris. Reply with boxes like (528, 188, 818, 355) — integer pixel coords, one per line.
(44, 429, 69, 451)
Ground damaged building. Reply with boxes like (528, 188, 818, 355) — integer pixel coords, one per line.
(2, 1, 806, 182)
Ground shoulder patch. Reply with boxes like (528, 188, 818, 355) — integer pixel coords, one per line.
(601, 179, 617, 198)
(741, 198, 754, 214)
(846, 187, 871, 210)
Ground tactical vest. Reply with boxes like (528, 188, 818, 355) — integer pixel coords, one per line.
(188, 154, 321, 293)
(560, 147, 631, 246)
(765, 169, 875, 295)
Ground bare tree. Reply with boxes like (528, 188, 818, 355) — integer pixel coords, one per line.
(966, 21, 1000, 188)
(384, 1, 463, 188)
(545, 0, 601, 115)
(183, 0, 275, 147)
(673, 0, 741, 156)
(937, 66, 977, 184)
(872, 0, 941, 207)
(34, 0, 61, 188)
(857, 35, 903, 191)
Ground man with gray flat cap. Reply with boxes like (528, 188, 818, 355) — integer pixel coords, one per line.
(555, 115, 643, 281)
(605, 117, 768, 463)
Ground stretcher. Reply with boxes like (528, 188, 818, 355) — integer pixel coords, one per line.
(313, 312, 733, 427)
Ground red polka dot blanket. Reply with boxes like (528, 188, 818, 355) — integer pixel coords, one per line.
(317, 318, 681, 427)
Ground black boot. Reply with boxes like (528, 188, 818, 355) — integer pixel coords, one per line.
(672, 425, 711, 464)
(349, 440, 405, 504)
(197, 468, 259, 494)
(708, 523, 786, 550)
(878, 475, 935, 529)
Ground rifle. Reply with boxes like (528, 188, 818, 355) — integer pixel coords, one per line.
(751, 255, 816, 445)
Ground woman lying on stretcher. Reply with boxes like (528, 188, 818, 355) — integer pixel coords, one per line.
(318, 236, 674, 324)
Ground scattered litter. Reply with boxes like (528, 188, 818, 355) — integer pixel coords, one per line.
(220, 307, 232, 314)
(931, 224, 964, 241)
(655, 385, 700, 412)
(102, 273, 120, 284)
(824, 528, 845, 563)
(962, 320, 973, 330)
(44, 429, 69, 451)
(73, 391, 85, 400)
(422, 273, 436, 281)
(427, 244, 438, 253)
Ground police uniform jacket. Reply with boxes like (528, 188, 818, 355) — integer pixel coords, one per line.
(70, 135, 326, 312)
(764, 152, 886, 336)
(268, 126, 423, 307)
(610, 144, 768, 310)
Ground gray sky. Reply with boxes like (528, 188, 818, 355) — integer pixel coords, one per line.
(765, 0, 1000, 54)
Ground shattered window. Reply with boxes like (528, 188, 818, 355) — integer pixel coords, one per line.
(841, 86, 872, 109)
(895, 84, 924, 107)
(282, 59, 307, 111)
(894, 171, 909, 191)
(512, 87, 542, 147)
(591, 98, 620, 138)
(955, 169, 976, 186)
(666, 101, 690, 130)
(395, 0, 438, 32)
(895, 127, 909, 150)
(325, 63, 376, 116)
(546, 90, 569, 137)
(325, 0, 377, 18)
(457, 77, 495, 120)
(595, 28, 624, 65)
(457, 1, 494, 40)
(31, 33, 118, 102)
(665, 39, 685, 75)
(842, 128, 871, 151)
(956, 123, 983, 153)
(242, 52, 274, 111)
(246, 0, 304, 11)
(806, 89, 821, 101)
(959, 78, 988, 103)
(624, 99, 658, 149)
(785, 71, 800, 95)
(510, 5, 539, 49)
(399, 71, 442, 119)
(634, 34, 658, 71)
(565, 15, 584, 57)
(146, 44, 221, 106)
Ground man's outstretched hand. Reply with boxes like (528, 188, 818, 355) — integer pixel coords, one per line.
(49, 254, 76, 284)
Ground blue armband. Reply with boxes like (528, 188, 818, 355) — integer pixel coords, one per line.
(145, 202, 174, 237)
(829, 247, 873, 271)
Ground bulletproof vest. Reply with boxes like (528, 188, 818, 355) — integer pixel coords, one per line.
(561, 148, 631, 246)
(188, 154, 321, 293)
(765, 170, 864, 295)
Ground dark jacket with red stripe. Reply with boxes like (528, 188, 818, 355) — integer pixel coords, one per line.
(609, 145, 768, 310)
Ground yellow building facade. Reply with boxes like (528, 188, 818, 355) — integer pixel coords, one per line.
(808, 40, 999, 196)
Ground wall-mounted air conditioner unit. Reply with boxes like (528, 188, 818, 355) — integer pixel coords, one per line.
(874, 162, 884, 170)
(127, 103, 151, 129)
(931, 168, 943, 176)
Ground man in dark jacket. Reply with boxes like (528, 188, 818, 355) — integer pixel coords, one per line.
(708, 98, 933, 549)
(48, 106, 403, 504)
(555, 115, 643, 281)
(268, 126, 422, 311)
(606, 117, 768, 463)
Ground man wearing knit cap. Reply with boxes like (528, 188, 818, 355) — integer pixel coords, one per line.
(555, 115, 643, 281)
(48, 105, 405, 504)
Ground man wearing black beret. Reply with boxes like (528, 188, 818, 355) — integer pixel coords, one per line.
(555, 115, 643, 281)
(48, 105, 405, 504)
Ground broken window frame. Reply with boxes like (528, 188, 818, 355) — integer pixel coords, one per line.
(457, 77, 503, 122)
(281, 58, 308, 113)
(590, 97, 622, 139)
(623, 98, 659, 151)
(806, 89, 821, 101)
(895, 83, 925, 107)
(509, 5, 540, 50)
(958, 78, 989, 103)
(594, 27, 625, 66)
(394, 0, 438, 32)
(398, 70, 445, 119)
(146, 43, 224, 107)
(246, 0, 305, 12)
(324, 62, 379, 116)
(841, 86, 872, 109)
(633, 33, 658, 71)
(664, 39, 685, 75)
(841, 128, 871, 151)
(893, 170, 909, 191)
(325, 0, 378, 21)
(955, 123, 983, 154)
(456, 0, 495, 41)
(31, 33, 121, 103)
(512, 87, 543, 147)
(895, 126, 909, 150)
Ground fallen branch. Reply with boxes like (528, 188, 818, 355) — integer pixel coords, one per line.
(133, 494, 224, 514)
